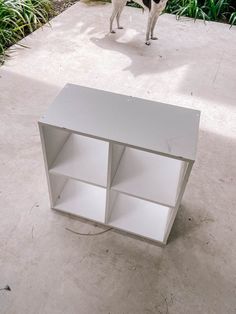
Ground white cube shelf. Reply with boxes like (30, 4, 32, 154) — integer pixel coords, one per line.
(39, 84, 200, 245)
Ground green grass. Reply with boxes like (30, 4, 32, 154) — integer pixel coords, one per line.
(0, 0, 52, 64)
(165, 0, 236, 25)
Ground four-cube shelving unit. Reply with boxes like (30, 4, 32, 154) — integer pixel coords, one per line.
(39, 84, 200, 245)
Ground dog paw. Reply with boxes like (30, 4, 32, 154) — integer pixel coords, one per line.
(145, 41, 151, 46)
(151, 36, 158, 40)
(110, 30, 116, 34)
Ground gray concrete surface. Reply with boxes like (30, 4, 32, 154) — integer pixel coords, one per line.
(0, 2, 236, 313)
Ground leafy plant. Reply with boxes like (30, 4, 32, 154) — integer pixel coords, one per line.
(206, 0, 231, 21)
(229, 10, 236, 26)
(176, 0, 209, 21)
(0, 0, 52, 64)
(166, 0, 236, 25)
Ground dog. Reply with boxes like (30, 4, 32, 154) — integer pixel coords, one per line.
(110, 0, 168, 45)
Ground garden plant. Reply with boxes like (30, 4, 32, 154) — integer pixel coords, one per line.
(165, 0, 236, 25)
(0, 0, 52, 64)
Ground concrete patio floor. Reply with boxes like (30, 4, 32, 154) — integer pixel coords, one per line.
(0, 2, 236, 313)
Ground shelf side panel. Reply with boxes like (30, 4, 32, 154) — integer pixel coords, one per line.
(49, 174, 68, 205)
(176, 161, 188, 199)
(163, 160, 194, 244)
(42, 124, 70, 169)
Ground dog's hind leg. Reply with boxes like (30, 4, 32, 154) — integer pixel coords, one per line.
(110, 11, 117, 33)
(116, 1, 126, 29)
(110, 1, 120, 33)
(146, 12, 155, 45)
(116, 11, 123, 29)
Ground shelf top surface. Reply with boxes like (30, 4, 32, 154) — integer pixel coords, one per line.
(39, 84, 200, 160)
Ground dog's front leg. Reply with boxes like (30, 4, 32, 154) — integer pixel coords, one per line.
(151, 13, 160, 40)
(110, 0, 126, 33)
(146, 12, 155, 45)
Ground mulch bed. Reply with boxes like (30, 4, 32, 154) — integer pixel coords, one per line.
(52, 0, 80, 15)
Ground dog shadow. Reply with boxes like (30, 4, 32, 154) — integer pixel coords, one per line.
(90, 28, 207, 77)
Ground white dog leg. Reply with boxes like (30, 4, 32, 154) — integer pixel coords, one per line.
(146, 13, 155, 45)
(110, 0, 126, 33)
(116, 1, 126, 29)
(110, 0, 120, 33)
(116, 12, 122, 29)
(110, 10, 118, 33)
(151, 14, 159, 40)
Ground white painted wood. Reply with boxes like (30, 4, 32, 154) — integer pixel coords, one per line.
(105, 143, 113, 224)
(176, 161, 188, 198)
(39, 84, 200, 161)
(40, 124, 70, 168)
(49, 174, 67, 205)
(38, 123, 55, 207)
(106, 187, 119, 223)
(110, 143, 125, 182)
(108, 192, 171, 242)
(39, 84, 200, 245)
(163, 161, 194, 244)
(49, 133, 109, 187)
(54, 179, 106, 223)
(112, 147, 185, 207)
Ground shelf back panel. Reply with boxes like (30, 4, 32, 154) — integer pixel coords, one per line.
(49, 133, 109, 187)
(54, 179, 106, 223)
(112, 147, 185, 206)
(108, 192, 171, 242)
